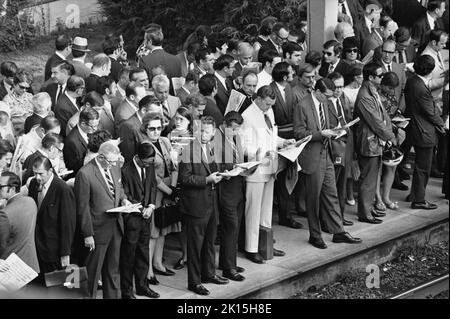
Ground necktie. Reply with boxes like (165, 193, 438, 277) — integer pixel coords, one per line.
(104, 169, 115, 196)
(162, 101, 171, 123)
(264, 113, 273, 130)
(140, 167, 145, 185)
(319, 102, 326, 130)
(328, 64, 334, 74)
(37, 185, 45, 209)
(57, 84, 63, 102)
(387, 64, 392, 72)
(336, 99, 347, 126)
(341, 2, 347, 15)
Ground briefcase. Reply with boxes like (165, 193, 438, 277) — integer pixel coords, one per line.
(258, 226, 273, 260)
(44, 265, 89, 298)
(154, 200, 182, 229)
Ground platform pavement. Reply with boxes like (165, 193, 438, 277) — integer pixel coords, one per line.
(125, 177, 449, 299)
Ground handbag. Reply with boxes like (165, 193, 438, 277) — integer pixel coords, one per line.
(154, 198, 182, 229)
(44, 265, 89, 298)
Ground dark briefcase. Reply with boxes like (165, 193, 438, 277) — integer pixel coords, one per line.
(258, 226, 273, 260)
(44, 265, 89, 298)
(154, 200, 182, 229)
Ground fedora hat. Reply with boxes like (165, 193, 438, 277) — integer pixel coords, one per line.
(72, 37, 91, 52)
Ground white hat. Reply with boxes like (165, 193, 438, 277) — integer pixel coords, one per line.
(72, 37, 91, 52)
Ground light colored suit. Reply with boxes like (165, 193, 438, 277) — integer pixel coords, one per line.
(161, 95, 182, 123)
(421, 46, 447, 107)
(240, 102, 285, 253)
(0, 194, 39, 273)
(115, 99, 138, 132)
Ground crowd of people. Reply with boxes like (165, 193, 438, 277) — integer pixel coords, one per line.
(0, 0, 448, 299)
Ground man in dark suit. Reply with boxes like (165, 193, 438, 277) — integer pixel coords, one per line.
(175, 71, 199, 105)
(0, 172, 40, 273)
(338, 0, 365, 27)
(199, 74, 224, 126)
(353, 0, 383, 52)
(392, 0, 426, 29)
(74, 142, 132, 299)
(54, 75, 84, 137)
(232, 42, 254, 80)
(213, 54, 236, 115)
(361, 15, 398, 59)
(404, 55, 445, 209)
(412, 0, 446, 51)
(28, 156, 76, 274)
(120, 142, 159, 299)
(373, 27, 417, 69)
(103, 36, 124, 83)
(139, 25, 182, 89)
(319, 40, 352, 80)
(115, 82, 147, 131)
(41, 61, 75, 111)
(293, 64, 361, 249)
(44, 34, 72, 82)
(354, 62, 395, 224)
(176, 42, 199, 78)
(85, 54, 111, 93)
(258, 22, 289, 61)
(118, 95, 157, 163)
(327, 72, 354, 226)
(63, 108, 99, 178)
(237, 71, 258, 114)
(214, 112, 246, 282)
(179, 116, 229, 296)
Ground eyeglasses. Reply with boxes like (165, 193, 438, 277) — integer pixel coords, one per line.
(277, 34, 289, 42)
(375, 73, 384, 78)
(83, 122, 98, 131)
(0, 184, 10, 188)
(18, 84, 29, 90)
(382, 50, 396, 54)
(346, 48, 359, 53)
(322, 51, 333, 56)
(147, 126, 163, 132)
(102, 157, 119, 166)
(335, 86, 344, 89)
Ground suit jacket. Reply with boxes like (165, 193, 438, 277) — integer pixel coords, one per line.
(354, 81, 395, 157)
(237, 88, 255, 114)
(203, 96, 224, 127)
(353, 18, 372, 52)
(361, 30, 384, 58)
(421, 46, 447, 104)
(42, 82, 63, 111)
(54, 92, 79, 137)
(85, 73, 101, 93)
(109, 57, 123, 83)
(258, 38, 282, 62)
(121, 160, 157, 208)
(270, 81, 294, 139)
(214, 75, 233, 114)
(373, 44, 417, 65)
(115, 99, 138, 131)
(0, 195, 39, 273)
(0, 81, 9, 100)
(178, 138, 218, 218)
(164, 95, 182, 119)
(412, 13, 445, 50)
(293, 91, 332, 174)
(118, 113, 147, 163)
(344, 0, 364, 25)
(28, 175, 76, 263)
(71, 59, 91, 80)
(392, 0, 426, 28)
(175, 87, 190, 105)
(74, 159, 126, 244)
(176, 51, 190, 78)
(241, 102, 284, 182)
(139, 49, 182, 83)
(232, 61, 244, 80)
(319, 59, 352, 79)
(404, 75, 445, 147)
(380, 62, 407, 112)
(327, 95, 353, 166)
(0, 211, 8, 257)
(63, 126, 88, 177)
(24, 113, 44, 134)
(44, 53, 65, 81)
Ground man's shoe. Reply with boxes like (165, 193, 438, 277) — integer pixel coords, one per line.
(343, 219, 354, 226)
(245, 252, 265, 264)
(332, 232, 362, 244)
(222, 270, 245, 282)
(153, 267, 175, 276)
(406, 194, 413, 202)
(398, 169, 410, 181)
(308, 237, 327, 249)
(122, 294, 136, 299)
(392, 181, 409, 191)
(371, 209, 386, 218)
(235, 266, 245, 273)
(279, 218, 303, 229)
(273, 248, 286, 257)
(188, 284, 210, 296)
(173, 258, 186, 270)
(201, 275, 229, 285)
(135, 288, 160, 298)
(411, 201, 438, 210)
(358, 216, 383, 224)
(147, 276, 159, 286)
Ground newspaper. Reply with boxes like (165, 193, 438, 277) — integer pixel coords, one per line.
(225, 89, 246, 114)
(106, 203, 143, 214)
(171, 77, 186, 91)
(235, 161, 261, 170)
(0, 253, 38, 291)
(217, 167, 244, 177)
(277, 135, 312, 162)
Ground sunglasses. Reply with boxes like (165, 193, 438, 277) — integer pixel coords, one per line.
(322, 51, 333, 56)
(382, 50, 396, 54)
(18, 84, 29, 90)
(147, 126, 163, 132)
(346, 48, 359, 53)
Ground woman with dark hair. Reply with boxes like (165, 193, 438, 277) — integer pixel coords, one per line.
(375, 71, 402, 211)
(0, 139, 13, 173)
(83, 130, 113, 165)
(342, 37, 362, 66)
(305, 50, 323, 80)
(315, 77, 336, 98)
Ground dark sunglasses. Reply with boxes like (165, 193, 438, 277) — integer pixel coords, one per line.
(18, 84, 29, 90)
(147, 126, 163, 132)
(322, 51, 333, 56)
(346, 48, 359, 53)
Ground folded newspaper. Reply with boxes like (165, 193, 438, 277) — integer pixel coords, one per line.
(0, 253, 38, 291)
(106, 203, 143, 213)
(277, 135, 312, 162)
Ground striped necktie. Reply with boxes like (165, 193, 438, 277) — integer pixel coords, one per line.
(319, 102, 326, 130)
(336, 99, 347, 126)
(104, 169, 115, 196)
(264, 113, 273, 130)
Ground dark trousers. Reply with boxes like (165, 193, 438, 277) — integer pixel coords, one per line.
(334, 164, 348, 219)
(120, 214, 150, 297)
(218, 178, 245, 271)
(185, 208, 217, 286)
(38, 258, 62, 274)
(275, 170, 297, 223)
(300, 150, 343, 239)
(85, 224, 122, 299)
(411, 146, 434, 203)
(358, 155, 381, 219)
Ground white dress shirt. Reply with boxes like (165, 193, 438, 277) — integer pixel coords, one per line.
(77, 125, 89, 144)
(215, 71, 227, 90)
(365, 15, 373, 32)
(38, 173, 54, 205)
(256, 69, 272, 91)
(95, 157, 114, 189)
(275, 82, 286, 102)
(311, 92, 323, 127)
(426, 12, 435, 30)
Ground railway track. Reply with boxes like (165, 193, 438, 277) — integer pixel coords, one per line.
(390, 274, 449, 299)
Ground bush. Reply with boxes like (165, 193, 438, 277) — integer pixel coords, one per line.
(0, 0, 38, 52)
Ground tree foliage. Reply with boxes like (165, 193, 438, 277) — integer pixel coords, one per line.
(99, 0, 307, 56)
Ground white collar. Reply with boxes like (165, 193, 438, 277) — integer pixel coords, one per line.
(426, 12, 435, 25)
(65, 91, 78, 108)
(72, 57, 85, 63)
(260, 69, 271, 77)
(133, 157, 144, 179)
(365, 15, 373, 30)
(330, 58, 340, 68)
(42, 173, 54, 191)
(417, 74, 430, 87)
(117, 85, 126, 97)
(55, 51, 66, 60)
(77, 125, 89, 144)
(215, 71, 227, 88)
(382, 60, 392, 70)
(181, 86, 191, 94)
(275, 82, 286, 93)
(126, 98, 138, 112)
(151, 46, 163, 53)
